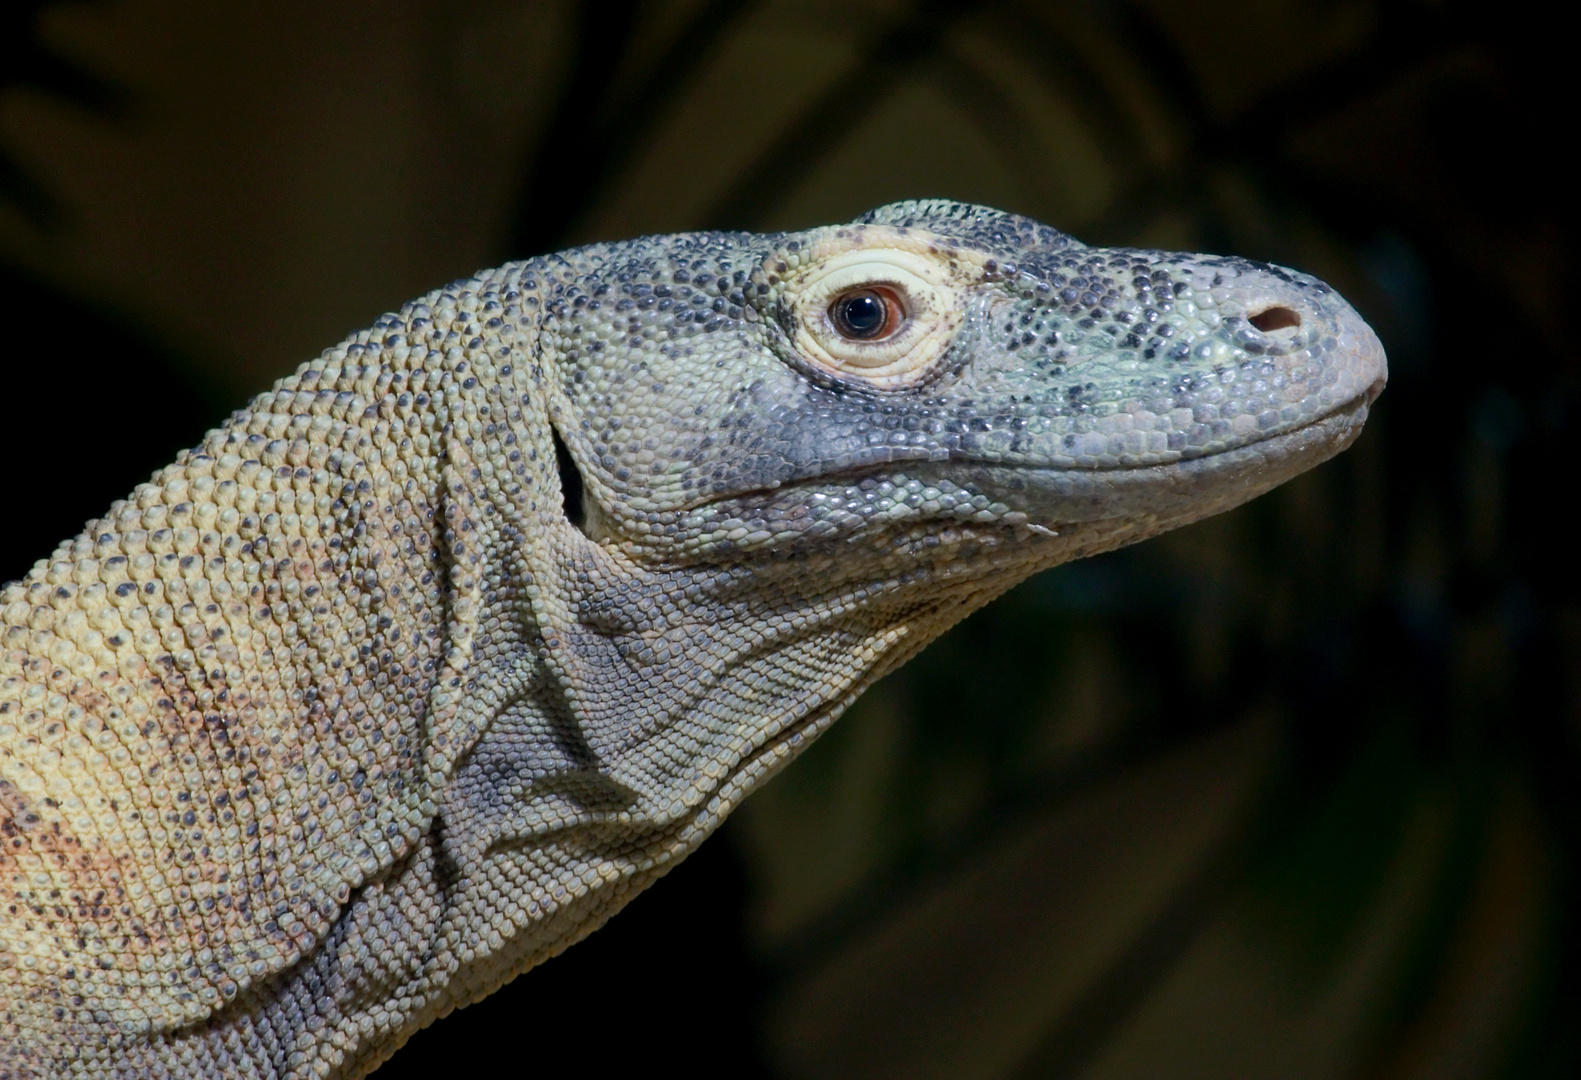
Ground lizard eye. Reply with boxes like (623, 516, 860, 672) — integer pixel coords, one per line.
(830, 287, 903, 340)
(771, 231, 969, 391)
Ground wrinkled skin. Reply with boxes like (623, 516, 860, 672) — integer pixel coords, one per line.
(0, 201, 1384, 1077)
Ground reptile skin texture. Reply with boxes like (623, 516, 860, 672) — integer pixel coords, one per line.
(0, 201, 1385, 1077)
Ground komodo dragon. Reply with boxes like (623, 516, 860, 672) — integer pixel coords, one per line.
(0, 200, 1385, 1077)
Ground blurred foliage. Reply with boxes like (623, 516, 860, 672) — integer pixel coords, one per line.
(1, 1, 1575, 1077)
(0, 0, 122, 226)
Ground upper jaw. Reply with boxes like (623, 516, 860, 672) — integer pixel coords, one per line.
(939, 261, 1388, 466)
(1012, 303, 1383, 470)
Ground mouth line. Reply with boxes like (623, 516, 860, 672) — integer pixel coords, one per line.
(850, 387, 1373, 481)
(677, 383, 1381, 516)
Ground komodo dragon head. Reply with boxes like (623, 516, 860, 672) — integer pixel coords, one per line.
(0, 200, 1384, 1077)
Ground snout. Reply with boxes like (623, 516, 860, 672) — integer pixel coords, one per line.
(1189, 261, 1387, 423)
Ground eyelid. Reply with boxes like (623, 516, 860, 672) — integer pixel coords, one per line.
(771, 230, 974, 391)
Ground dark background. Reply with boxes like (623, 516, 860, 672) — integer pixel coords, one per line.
(2, 1, 1575, 1076)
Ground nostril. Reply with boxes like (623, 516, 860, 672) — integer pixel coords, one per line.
(1248, 306, 1301, 333)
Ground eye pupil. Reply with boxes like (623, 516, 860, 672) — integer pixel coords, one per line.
(833, 291, 889, 339)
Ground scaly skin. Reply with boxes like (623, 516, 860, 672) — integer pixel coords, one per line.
(0, 201, 1384, 1077)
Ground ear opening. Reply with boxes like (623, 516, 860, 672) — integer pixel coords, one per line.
(552, 425, 587, 533)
